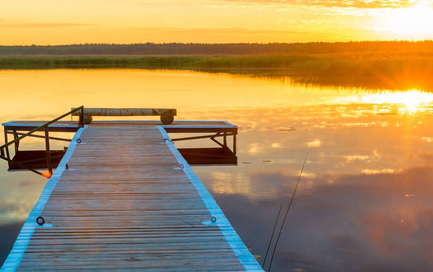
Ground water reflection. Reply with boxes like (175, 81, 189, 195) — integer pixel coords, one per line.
(0, 221, 24, 266)
(341, 90, 433, 116)
(189, 89, 433, 271)
(0, 164, 46, 223)
(1, 69, 433, 271)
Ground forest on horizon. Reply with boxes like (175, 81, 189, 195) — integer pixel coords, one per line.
(1, 41, 433, 56)
(1, 41, 433, 91)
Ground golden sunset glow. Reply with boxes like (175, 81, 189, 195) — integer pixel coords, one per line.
(364, 90, 433, 105)
(1, 0, 433, 44)
(337, 90, 433, 115)
(383, 1, 433, 39)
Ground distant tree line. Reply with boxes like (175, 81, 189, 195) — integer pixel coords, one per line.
(1, 41, 433, 55)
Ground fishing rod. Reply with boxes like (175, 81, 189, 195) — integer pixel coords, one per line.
(267, 154, 308, 272)
(262, 203, 283, 267)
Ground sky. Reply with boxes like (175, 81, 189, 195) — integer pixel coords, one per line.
(1, 0, 433, 45)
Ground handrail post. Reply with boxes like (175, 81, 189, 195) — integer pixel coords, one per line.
(44, 127, 52, 175)
(80, 106, 84, 128)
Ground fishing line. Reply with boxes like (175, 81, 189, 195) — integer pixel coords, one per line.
(268, 154, 308, 272)
(262, 203, 283, 268)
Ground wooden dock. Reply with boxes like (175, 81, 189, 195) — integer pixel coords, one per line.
(1, 121, 263, 271)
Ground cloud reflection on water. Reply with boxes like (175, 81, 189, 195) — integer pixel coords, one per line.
(199, 165, 433, 271)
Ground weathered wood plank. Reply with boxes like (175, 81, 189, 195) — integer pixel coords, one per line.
(71, 108, 177, 117)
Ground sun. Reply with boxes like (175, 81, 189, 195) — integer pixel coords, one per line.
(383, 1, 433, 39)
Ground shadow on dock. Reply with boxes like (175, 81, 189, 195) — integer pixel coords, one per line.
(178, 147, 237, 165)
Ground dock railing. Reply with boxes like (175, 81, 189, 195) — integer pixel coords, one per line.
(0, 106, 84, 177)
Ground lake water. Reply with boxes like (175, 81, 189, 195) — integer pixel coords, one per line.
(1, 69, 433, 271)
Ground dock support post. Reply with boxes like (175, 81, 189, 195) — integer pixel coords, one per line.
(223, 132, 227, 148)
(44, 127, 53, 175)
(4, 127, 10, 160)
(13, 130, 20, 153)
(233, 134, 237, 155)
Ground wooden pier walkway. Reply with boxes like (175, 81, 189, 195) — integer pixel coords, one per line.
(2, 121, 263, 271)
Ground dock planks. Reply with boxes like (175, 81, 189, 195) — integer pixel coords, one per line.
(2, 121, 262, 271)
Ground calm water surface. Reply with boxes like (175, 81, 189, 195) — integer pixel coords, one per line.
(1, 69, 433, 271)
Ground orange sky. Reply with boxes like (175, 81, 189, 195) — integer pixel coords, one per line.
(1, 0, 433, 45)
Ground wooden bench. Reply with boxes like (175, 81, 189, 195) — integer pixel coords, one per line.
(72, 108, 177, 124)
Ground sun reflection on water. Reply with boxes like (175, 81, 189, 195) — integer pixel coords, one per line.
(361, 90, 433, 114)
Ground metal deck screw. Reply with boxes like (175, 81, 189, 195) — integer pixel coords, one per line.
(36, 216, 45, 226)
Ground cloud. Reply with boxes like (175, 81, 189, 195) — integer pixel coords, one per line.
(0, 23, 97, 28)
(221, 0, 415, 9)
(0, 199, 22, 214)
(134, 27, 302, 35)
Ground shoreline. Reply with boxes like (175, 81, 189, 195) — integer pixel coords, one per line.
(0, 54, 432, 91)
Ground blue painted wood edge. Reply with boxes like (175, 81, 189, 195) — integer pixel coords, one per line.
(0, 127, 87, 272)
(158, 126, 263, 272)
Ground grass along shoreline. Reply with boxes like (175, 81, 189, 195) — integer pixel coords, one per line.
(1, 54, 433, 90)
